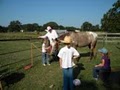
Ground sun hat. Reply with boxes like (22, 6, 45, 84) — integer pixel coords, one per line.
(61, 36, 72, 44)
(47, 26, 52, 31)
(98, 47, 108, 54)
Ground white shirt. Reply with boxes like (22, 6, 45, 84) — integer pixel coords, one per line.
(42, 43, 46, 53)
(58, 46, 79, 68)
(40, 29, 58, 45)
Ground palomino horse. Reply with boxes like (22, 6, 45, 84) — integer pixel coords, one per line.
(51, 31, 98, 60)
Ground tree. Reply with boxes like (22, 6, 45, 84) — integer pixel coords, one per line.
(92, 24, 100, 31)
(101, 0, 120, 32)
(42, 22, 59, 31)
(32, 23, 41, 32)
(8, 20, 22, 32)
(58, 25, 65, 30)
(81, 21, 93, 31)
(0, 25, 8, 32)
(65, 26, 78, 31)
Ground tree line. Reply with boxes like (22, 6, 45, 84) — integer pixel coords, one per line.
(0, 0, 119, 33)
(0, 20, 100, 33)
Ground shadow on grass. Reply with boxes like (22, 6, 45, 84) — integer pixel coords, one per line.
(73, 63, 85, 79)
(80, 52, 90, 57)
(79, 52, 97, 61)
(80, 52, 97, 60)
(74, 80, 98, 90)
(1, 72, 25, 87)
(0, 68, 9, 75)
(102, 70, 120, 89)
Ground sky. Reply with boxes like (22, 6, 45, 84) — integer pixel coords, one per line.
(0, 0, 117, 28)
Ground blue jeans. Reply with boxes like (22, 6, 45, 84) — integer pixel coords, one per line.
(42, 52, 50, 64)
(93, 66, 110, 78)
(62, 68, 73, 90)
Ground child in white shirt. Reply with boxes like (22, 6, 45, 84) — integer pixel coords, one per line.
(58, 36, 79, 90)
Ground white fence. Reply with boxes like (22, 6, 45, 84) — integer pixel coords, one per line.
(97, 33, 120, 43)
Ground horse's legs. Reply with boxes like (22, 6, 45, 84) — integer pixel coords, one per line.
(89, 40, 97, 60)
(89, 44, 94, 61)
(92, 41, 97, 58)
(90, 49, 93, 61)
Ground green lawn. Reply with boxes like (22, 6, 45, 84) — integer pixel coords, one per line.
(0, 33, 120, 90)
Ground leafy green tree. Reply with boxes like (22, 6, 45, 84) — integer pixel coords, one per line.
(101, 0, 120, 32)
(8, 20, 22, 32)
(42, 22, 59, 31)
(65, 26, 78, 31)
(58, 25, 65, 30)
(32, 23, 41, 32)
(92, 24, 100, 31)
(22, 23, 41, 32)
(81, 21, 93, 31)
(0, 25, 8, 32)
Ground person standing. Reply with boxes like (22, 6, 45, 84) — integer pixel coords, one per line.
(41, 37, 51, 66)
(38, 26, 58, 46)
(93, 48, 111, 81)
(57, 36, 80, 90)
(38, 26, 59, 61)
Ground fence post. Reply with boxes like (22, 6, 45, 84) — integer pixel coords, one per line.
(103, 36, 105, 47)
(31, 43, 33, 66)
(105, 33, 107, 46)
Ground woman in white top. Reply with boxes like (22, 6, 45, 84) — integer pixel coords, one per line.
(39, 26, 58, 46)
(58, 36, 79, 90)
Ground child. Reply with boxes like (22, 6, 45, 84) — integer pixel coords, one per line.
(41, 37, 51, 66)
(58, 36, 80, 90)
(93, 48, 111, 80)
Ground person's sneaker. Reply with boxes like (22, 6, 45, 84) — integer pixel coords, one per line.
(43, 64, 46, 66)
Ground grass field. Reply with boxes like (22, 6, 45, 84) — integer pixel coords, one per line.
(0, 32, 120, 90)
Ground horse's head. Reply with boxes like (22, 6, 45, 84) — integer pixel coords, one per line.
(50, 32, 71, 55)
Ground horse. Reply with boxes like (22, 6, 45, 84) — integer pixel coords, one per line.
(51, 31, 98, 60)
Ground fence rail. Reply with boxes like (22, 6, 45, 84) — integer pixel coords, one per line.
(97, 33, 120, 43)
(0, 33, 120, 42)
(0, 38, 42, 41)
